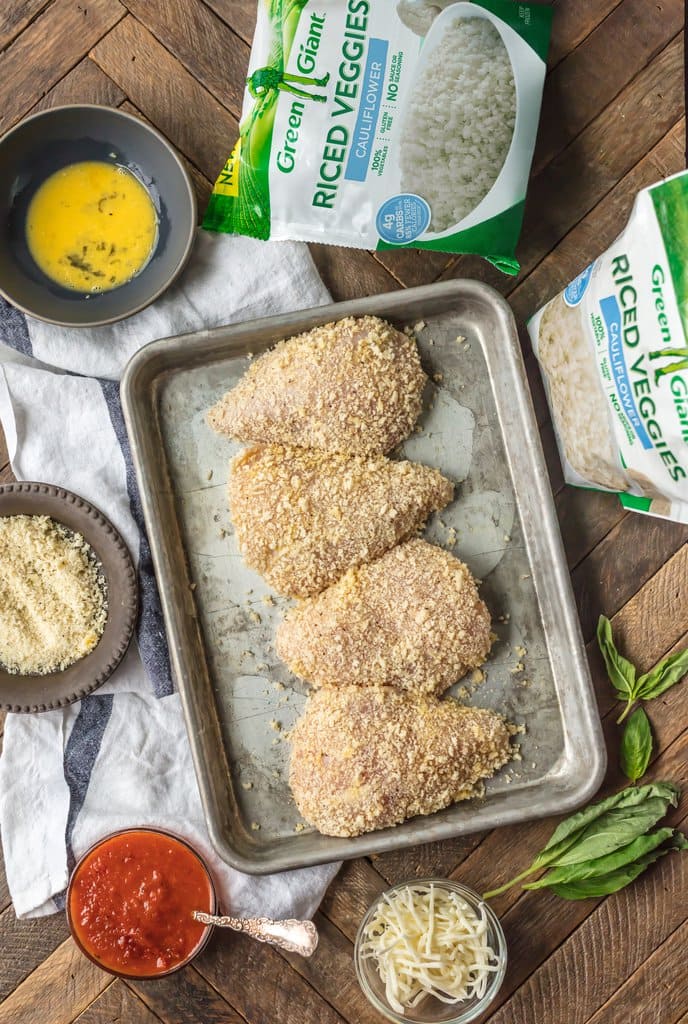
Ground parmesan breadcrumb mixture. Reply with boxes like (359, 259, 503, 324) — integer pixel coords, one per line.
(0, 515, 107, 675)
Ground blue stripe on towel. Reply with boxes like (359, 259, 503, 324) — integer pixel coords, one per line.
(63, 694, 115, 874)
(0, 298, 32, 357)
(99, 379, 173, 698)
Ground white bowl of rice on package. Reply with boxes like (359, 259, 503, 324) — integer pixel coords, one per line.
(529, 171, 688, 524)
(203, 0, 552, 275)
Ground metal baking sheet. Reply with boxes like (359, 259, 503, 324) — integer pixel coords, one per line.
(121, 279, 606, 875)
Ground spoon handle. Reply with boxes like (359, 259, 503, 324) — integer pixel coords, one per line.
(193, 911, 319, 957)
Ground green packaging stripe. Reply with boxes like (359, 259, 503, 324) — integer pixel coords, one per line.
(650, 175, 688, 345)
(376, 200, 525, 275)
(619, 493, 653, 513)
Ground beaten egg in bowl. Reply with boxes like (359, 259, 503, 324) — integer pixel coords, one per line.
(25, 160, 158, 293)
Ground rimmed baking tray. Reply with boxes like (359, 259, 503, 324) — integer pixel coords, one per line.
(121, 279, 606, 875)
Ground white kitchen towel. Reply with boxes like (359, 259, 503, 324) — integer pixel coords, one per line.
(0, 230, 339, 918)
(3, 229, 330, 380)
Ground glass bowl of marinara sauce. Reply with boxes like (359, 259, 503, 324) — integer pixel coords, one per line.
(66, 827, 216, 978)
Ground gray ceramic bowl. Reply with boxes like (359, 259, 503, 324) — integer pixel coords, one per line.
(0, 104, 196, 327)
(0, 481, 138, 713)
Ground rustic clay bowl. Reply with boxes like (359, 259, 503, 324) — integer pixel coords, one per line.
(0, 481, 138, 713)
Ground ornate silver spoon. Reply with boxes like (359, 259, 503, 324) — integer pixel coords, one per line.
(192, 910, 319, 957)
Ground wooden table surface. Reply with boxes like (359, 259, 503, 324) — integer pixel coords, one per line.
(0, 1, 687, 1022)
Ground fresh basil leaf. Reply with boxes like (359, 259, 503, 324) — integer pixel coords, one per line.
(532, 782, 679, 869)
(596, 615, 637, 700)
(533, 787, 634, 867)
(547, 848, 670, 900)
(523, 828, 674, 889)
(552, 795, 677, 867)
(483, 784, 681, 900)
(635, 647, 688, 701)
(620, 707, 653, 782)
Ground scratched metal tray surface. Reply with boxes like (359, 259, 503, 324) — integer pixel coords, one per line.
(121, 279, 606, 874)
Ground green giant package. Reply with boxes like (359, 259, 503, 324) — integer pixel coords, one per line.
(529, 172, 688, 524)
(203, 0, 552, 274)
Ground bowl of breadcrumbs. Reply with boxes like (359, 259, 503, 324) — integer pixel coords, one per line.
(0, 482, 138, 712)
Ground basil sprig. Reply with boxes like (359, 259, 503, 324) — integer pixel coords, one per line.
(597, 616, 688, 723)
(482, 622, 688, 903)
(546, 838, 686, 900)
(620, 707, 653, 783)
(482, 783, 686, 901)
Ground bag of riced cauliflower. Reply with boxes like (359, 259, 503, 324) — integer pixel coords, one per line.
(203, 0, 552, 274)
(529, 171, 688, 524)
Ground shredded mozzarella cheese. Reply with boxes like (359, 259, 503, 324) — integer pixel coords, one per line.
(359, 884, 499, 1013)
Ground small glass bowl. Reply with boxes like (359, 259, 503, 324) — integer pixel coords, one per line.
(66, 827, 217, 980)
(354, 878, 507, 1024)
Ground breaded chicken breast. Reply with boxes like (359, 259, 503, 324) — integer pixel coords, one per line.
(229, 447, 453, 598)
(289, 686, 512, 837)
(276, 539, 491, 693)
(207, 316, 426, 455)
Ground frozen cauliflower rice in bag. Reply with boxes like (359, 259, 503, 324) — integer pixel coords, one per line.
(529, 171, 688, 524)
(204, 0, 551, 274)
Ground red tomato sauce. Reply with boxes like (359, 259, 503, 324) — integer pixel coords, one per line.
(68, 830, 214, 977)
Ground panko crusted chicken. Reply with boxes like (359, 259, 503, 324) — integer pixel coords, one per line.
(229, 446, 453, 598)
(207, 316, 427, 455)
(289, 687, 513, 837)
(276, 539, 491, 693)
